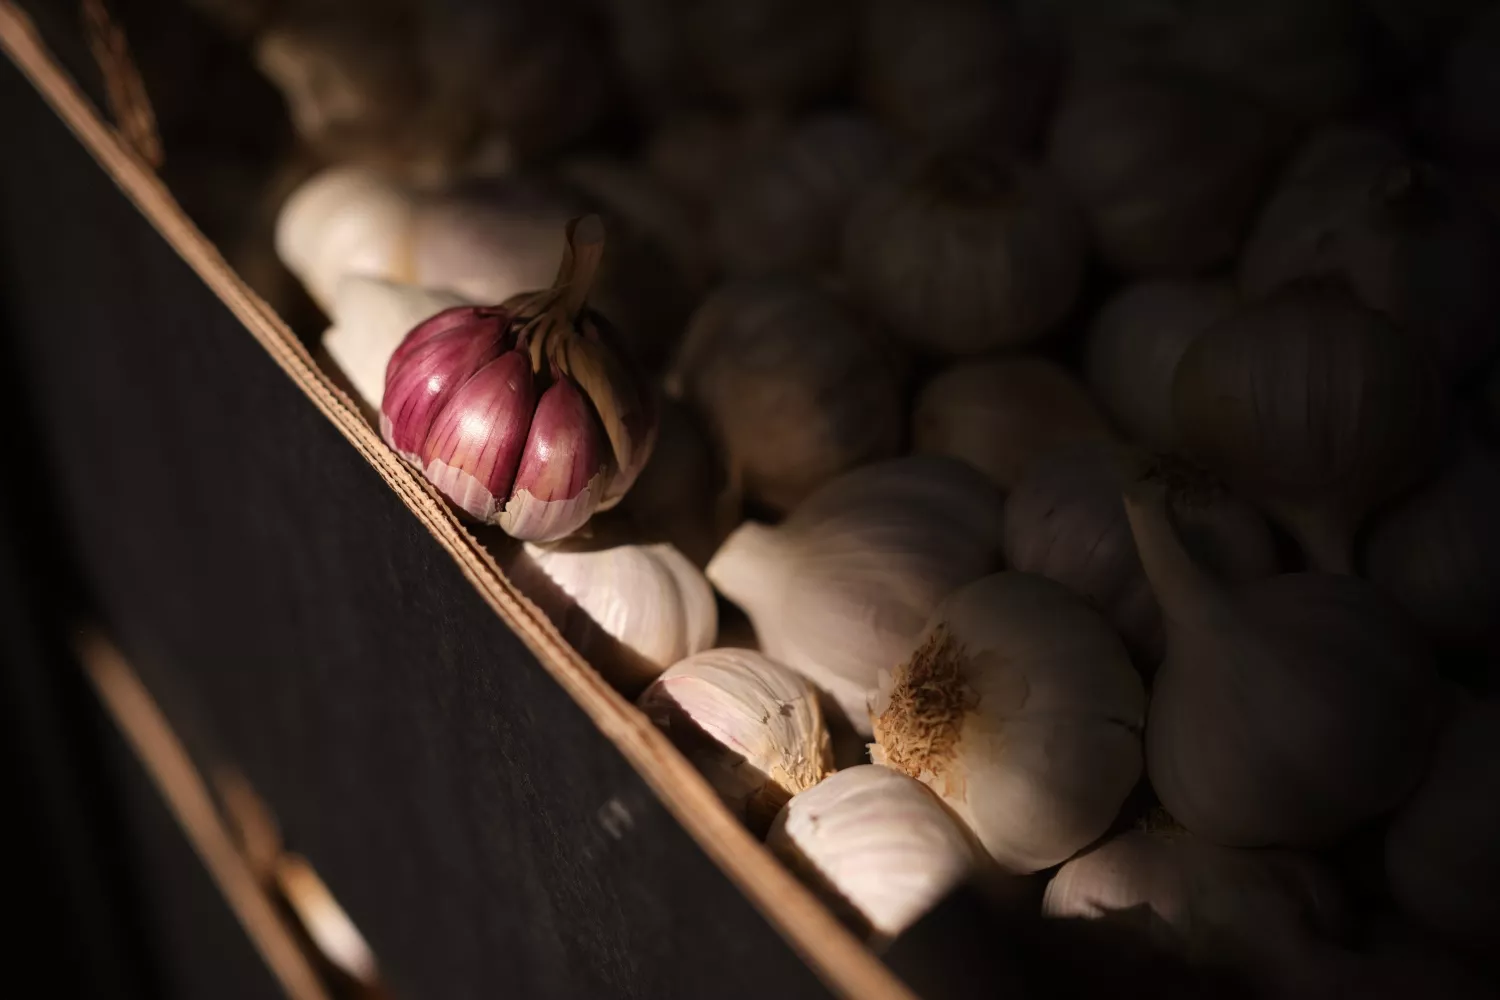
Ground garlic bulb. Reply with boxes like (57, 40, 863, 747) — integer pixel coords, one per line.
(643, 112, 780, 215)
(859, 0, 1051, 149)
(275, 167, 572, 314)
(1004, 444, 1277, 660)
(1364, 444, 1500, 652)
(766, 765, 978, 940)
(1043, 829, 1348, 970)
(912, 356, 1113, 492)
(1385, 698, 1500, 953)
(678, 0, 856, 109)
(1048, 70, 1284, 277)
(1239, 126, 1500, 381)
(713, 114, 895, 277)
(509, 542, 716, 692)
(1173, 281, 1446, 574)
(842, 151, 1087, 355)
(322, 277, 469, 415)
(672, 277, 902, 512)
(871, 573, 1145, 873)
(639, 648, 831, 831)
(707, 457, 1004, 731)
(1083, 280, 1239, 451)
(1123, 471, 1445, 847)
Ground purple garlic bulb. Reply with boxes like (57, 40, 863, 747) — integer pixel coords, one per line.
(381, 216, 656, 542)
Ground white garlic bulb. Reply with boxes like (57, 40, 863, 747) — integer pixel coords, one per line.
(275, 166, 571, 313)
(639, 648, 832, 831)
(767, 765, 979, 941)
(1004, 444, 1277, 660)
(843, 151, 1087, 355)
(678, 0, 856, 109)
(672, 277, 903, 512)
(860, 0, 1051, 149)
(1364, 444, 1500, 652)
(1083, 280, 1239, 451)
(713, 114, 895, 277)
(912, 356, 1113, 492)
(707, 457, 1004, 731)
(871, 573, 1145, 873)
(506, 542, 716, 692)
(321, 277, 468, 414)
(1239, 126, 1500, 381)
(1048, 70, 1284, 277)
(1043, 828, 1349, 971)
(1385, 698, 1500, 953)
(1123, 471, 1445, 847)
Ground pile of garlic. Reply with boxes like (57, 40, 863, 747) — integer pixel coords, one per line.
(240, 1, 1500, 986)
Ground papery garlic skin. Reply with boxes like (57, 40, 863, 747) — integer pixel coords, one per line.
(1083, 280, 1238, 451)
(767, 765, 978, 940)
(872, 573, 1145, 873)
(913, 356, 1113, 492)
(1043, 829, 1348, 971)
(323, 277, 469, 414)
(843, 151, 1086, 355)
(673, 277, 902, 512)
(639, 649, 831, 830)
(1124, 474, 1445, 848)
(707, 457, 1004, 732)
(1385, 699, 1500, 954)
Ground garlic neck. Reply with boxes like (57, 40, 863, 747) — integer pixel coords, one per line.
(706, 521, 790, 618)
(1122, 476, 1232, 629)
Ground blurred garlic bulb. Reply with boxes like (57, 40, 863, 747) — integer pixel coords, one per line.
(1083, 280, 1239, 450)
(1364, 445, 1500, 652)
(912, 356, 1113, 491)
(1385, 698, 1500, 953)
(1048, 70, 1284, 277)
(643, 113, 781, 215)
(871, 573, 1144, 872)
(713, 114, 895, 277)
(672, 277, 902, 512)
(679, 0, 856, 109)
(275, 167, 571, 313)
(767, 765, 978, 941)
(1123, 471, 1445, 847)
(508, 541, 715, 692)
(616, 399, 721, 567)
(639, 648, 832, 831)
(1239, 126, 1500, 381)
(1043, 829, 1349, 970)
(1004, 444, 1277, 660)
(1173, 281, 1446, 574)
(707, 457, 1004, 731)
(844, 151, 1086, 355)
(322, 277, 468, 414)
(860, 0, 1052, 149)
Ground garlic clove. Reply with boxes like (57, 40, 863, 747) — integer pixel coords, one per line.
(767, 765, 979, 941)
(323, 277, 469, 415)
(639, 648, 831, 831)
(871, 572, 1146, 873)
(497, 381, 609, 543)
(379, 308, 506, 460)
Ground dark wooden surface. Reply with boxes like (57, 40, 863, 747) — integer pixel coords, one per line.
(0, 53, 839, 1000)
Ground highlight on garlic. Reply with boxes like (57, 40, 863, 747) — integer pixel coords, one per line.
(381, 217, 657, 541)
(671, 277, 902, 513)
(677, 0, 856, 110)
(1003, 444, 1277, 660)
(1238, 126, 1500, 381)
(1173, 280, 1446, 574)
(1363, 443, 1500, 652)
(766, 765, 978, 941)
(1122, 470, 1445, 848)
(1083, 279, 1239, 451)
(1042, 827, 1349, 973)
(912, 356, 1113, 492)
(707, 456, 1004, 732)
(713, 114, 895, 277)
(1385, 698, 1500, 954)
(859, 0, 1051, 149)
(323, 277, 468, 414)
(508, 541, 716, 692)
(842, 151, 1087, 355)
(1047, 69, 1284, 277)
(871, 572, 1146, 873)
(638, 648, 831, 831)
